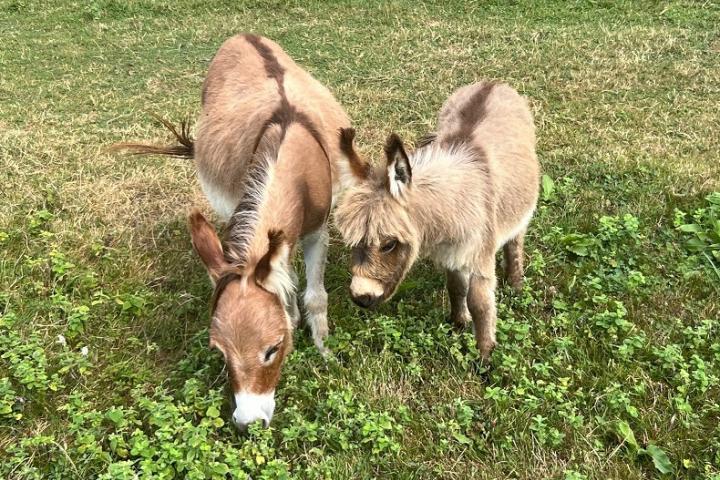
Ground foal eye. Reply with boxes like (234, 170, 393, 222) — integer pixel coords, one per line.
(264, 344, 280, 363)
(380, 239, 398, 254)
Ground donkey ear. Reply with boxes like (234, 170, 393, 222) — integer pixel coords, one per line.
(255, 230, 294, 298)
(384, 133, 412, 198)
(188, 209, 228, 283)
(338, 127, 371, 182)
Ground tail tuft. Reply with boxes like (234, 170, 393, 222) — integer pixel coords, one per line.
(111, 113, 194, 158)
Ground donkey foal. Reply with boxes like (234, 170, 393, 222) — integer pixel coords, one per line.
(335, 81, 539, 359)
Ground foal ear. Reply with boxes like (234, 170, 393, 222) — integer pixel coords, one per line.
(338, 127, 371, 182)
(255, 230, 294, 298)
(384, 133, 412, 198)
(188, 209, 227, 283)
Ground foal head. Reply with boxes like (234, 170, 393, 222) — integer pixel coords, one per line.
(335, 129, 421, 308)
(188, 211, 293, 430)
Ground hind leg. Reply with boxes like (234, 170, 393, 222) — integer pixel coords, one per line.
(302, 227, 330, 356)
(446, 269, 471, 329)
(503, 230, 526, 292)
(467, 258, 497, 360)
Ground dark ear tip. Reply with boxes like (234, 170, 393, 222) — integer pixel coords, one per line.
(384, 133, 405, 156)
(339, 128, 356, 150)
(339, 127, 356, 143)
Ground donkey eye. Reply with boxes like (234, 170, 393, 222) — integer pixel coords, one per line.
(380, 239, 398, 254)
(264, 344, 281, 363)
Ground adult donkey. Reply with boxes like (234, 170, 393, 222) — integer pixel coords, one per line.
(334, 81, 539, 360)
(115, 34, 353, 429)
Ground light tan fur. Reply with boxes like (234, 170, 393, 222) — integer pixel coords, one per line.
(114, 34, 353, 428)
(335, 81, 539, 359)
(196, 34, 352, 219)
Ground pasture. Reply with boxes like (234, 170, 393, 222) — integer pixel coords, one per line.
(1, 0, 719, 478)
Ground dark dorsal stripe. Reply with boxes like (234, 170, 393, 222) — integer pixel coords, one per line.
(221, 35, 330, 267)
(415, 131, 437, 149)
(244, 34, 285, 86)
(442, 82, 497, 148)
(244, 34, 329, 160)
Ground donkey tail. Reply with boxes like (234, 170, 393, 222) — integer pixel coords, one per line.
(111, 113, 194, 158)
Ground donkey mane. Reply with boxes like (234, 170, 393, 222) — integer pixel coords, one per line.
(222, 34, 330, 268)
(223, 135, 280, 267)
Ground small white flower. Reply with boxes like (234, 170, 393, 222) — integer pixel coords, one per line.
(80, 346, 89, 356)
(56, 335, 67, 347)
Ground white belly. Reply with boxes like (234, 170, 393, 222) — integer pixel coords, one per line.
(198, 173, 237, 221)
(495, 206, 535, 250)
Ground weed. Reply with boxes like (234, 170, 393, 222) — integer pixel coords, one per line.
(2, 0, 720, 478)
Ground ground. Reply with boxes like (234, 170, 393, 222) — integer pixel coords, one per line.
(1, 1, 719, 479)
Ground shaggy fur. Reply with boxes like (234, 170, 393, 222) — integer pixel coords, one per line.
(335, 81, 539, 359)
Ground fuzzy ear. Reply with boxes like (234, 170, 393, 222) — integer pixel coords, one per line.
(255, 230, 294, 299)
(384, 133, 412, 198)
(188, 209, 228, 283)
(338, 127, 371, 182)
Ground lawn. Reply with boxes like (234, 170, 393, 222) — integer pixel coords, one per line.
(1, 0, 719, 478)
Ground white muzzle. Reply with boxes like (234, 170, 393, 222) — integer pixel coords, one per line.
(350, 276, 384, 297)
(232, 391, 275, 430)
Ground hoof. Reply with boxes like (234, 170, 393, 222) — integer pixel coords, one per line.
(449, 311, 472, 331)
(477, 339, 496, 361)
(317, 345, 331, 359)
(507, 276, 524, 293)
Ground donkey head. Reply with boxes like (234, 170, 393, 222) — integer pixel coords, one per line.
(188, 210, 293, 430)
(335, 129, 420, 308)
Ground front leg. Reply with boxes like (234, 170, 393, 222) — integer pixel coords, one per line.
(302, 227, 330, 355)
(446, 269, 471, 329)
(467, 265, 498, 361)
(285, 266, 301, 329)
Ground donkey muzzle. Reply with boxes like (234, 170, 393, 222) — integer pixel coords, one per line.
(232, 391, 275, 431)
(351, 293, 380, 309)
(349, 276, 384, 308)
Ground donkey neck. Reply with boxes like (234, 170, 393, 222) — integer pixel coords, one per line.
(405, 143, 493, 247)
(225, 123, 328, 269)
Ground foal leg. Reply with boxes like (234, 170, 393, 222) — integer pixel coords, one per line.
(446, 269, 471, 329)
(503, 230, 526, 292)
(467, 259, 498, 360)
(302, 227, 330, 356)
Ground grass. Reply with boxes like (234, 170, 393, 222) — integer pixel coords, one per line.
(1, 0, 720, 478)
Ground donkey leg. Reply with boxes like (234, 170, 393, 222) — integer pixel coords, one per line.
(446, 269, 471, 329)
(467, 265, 498, 360)
(286, 267, 301, 329)
(503, 230, 526, 292)
(302, 227, 330, 356)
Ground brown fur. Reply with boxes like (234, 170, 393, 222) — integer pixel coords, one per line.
(194, 34, 351, 219)
(111, 113, 194, 158)
(414, 132, 437, 149)
(335, 81, 539, 359)
(115, 34, 354, 427)
(339, 128, 372, 180)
